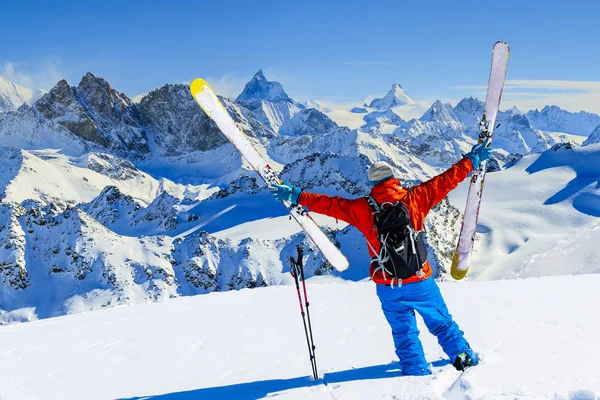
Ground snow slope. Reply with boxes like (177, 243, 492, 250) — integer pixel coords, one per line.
(0, 274, 598, 400)
(0, 147, 212, 207)
(449, 143, 600, 280)
(0, 76, 44, 113)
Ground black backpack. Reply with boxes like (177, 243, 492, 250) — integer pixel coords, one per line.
(365, 196, 428, 282)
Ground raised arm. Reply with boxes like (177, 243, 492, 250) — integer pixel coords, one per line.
(409, 158, 473, 215)
(299, 192, 367, 228)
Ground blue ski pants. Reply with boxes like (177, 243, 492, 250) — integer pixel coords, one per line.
(376, 277, 472, 375)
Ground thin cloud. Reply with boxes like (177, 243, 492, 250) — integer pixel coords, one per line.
(203, 73, 249, 100)
(1, 61, 64, 90)
(452, 79, 600, 114)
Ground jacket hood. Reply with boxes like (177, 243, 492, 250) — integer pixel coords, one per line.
(369, 178, 407, 204)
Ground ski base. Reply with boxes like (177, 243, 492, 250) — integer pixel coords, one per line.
(451, 41, 509, 280)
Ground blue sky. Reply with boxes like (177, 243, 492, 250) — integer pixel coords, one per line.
(1, 0, 599, 113)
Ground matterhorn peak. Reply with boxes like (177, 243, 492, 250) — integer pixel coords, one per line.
(236, 70, 293, 104)
(368, 82, 414, 110)
(253, 70, 267, 81)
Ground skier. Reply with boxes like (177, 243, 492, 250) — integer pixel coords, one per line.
(271, 141, 493, 375)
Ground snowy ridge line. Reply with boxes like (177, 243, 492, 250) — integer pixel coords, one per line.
(1, 67, 600, 324)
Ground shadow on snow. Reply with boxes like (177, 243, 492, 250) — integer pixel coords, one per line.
(526, 147, 600, 217)
(118, 360, 451, 400)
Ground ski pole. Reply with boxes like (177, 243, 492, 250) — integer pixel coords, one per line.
(296, 247, 318, 379)
(290, 247, 318, 380)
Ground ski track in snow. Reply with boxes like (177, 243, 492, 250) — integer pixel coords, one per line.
(0, 275, 599, 400)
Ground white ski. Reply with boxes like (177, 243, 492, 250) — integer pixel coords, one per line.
(451, 42, 510, 280)
(190, 79, 349, 272)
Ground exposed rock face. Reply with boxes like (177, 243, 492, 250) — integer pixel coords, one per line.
(138, 83, 274, 156)
(0, 203, 29, 292)
(34, 74, 150, 157)
(79, 186, 141, 226)
(34, 79, 101, 144)
(132, 191, 181, 231)
(138, 83, 228, 155)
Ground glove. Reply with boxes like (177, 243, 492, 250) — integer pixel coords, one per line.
(465, 139, 493, 170)
(270, 181, 302, 205)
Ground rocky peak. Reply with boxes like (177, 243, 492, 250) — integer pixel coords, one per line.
(138, 83, 229, 155)
(79, 186, 141, 226)
(419, 100, 456, 123)
(32, 74, 150, 156)
(76, 72, 131, 114)
(368, 82, 414, 110)
(35, 80, 80, 118)
(454, 97, 484, 115)
(526, 105, 600, 135)
(132, 191, 180, 231)
(74, 72, 150, 155)
(236, 70, 293, 104)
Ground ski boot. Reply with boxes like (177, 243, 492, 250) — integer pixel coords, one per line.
(453, 352, 478, 371)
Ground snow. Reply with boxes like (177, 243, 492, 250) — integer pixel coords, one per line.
(0, 76, 44, 113)
(368, 82, 414, 110)
(0, 274, 599, 399)
(527, 105, 600, 136)
(2, 67, 600, 399)
(449, 144, 600, 280)
(582, 124, 600, 146)
(0, 147, 212, 207)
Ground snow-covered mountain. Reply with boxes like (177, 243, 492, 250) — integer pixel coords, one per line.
(0, 75, 44, 113)
(34, 74, 151, 156)
(582, 124, 600, 146)
(236, 70, 304, 132)
(368, 82, 414, 109)
(1, 69, 600, 325)
(526, 105, 600, 136)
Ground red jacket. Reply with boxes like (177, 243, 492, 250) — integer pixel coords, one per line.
(299, 158, 473, 285)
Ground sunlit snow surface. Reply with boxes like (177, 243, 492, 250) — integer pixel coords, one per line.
(0, 274, 599, 399)
(449, 144, 600, 280)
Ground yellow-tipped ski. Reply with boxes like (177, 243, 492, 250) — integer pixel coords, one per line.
(190, 78, 229, 117)
(452, 41, 509, 281)
(450, 254, 469, 280)
(188, 77, 349, 272)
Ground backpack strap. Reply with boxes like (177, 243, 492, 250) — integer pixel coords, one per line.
(364, 196, 381, 214)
